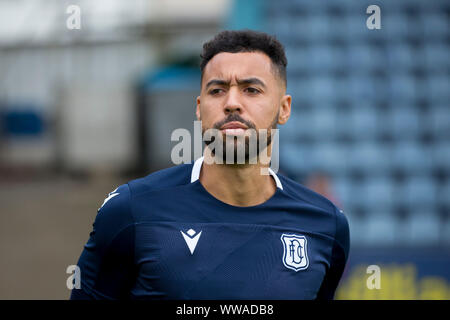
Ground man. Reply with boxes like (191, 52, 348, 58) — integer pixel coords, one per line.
(71, 30, 350, 300)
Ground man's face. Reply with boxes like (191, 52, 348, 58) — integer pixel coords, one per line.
(196, 51, 291, 163)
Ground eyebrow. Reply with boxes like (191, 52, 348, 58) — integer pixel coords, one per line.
(205, 77, 267, 90)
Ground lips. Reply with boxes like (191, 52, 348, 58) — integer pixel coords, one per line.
(220, 121, 248, 130)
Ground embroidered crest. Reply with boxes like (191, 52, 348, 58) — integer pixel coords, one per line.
(281, 234, 309, 271)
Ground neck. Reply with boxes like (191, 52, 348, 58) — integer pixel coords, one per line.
(199, 154, 277, 207)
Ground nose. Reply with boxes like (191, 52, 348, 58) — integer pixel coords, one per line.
(223, 87, 242, 114)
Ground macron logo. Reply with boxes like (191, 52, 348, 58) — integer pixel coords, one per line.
(180, 229, 202, 255)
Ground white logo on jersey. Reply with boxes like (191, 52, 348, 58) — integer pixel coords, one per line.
(180, 229, 202, 255)
(281, 234, 309, 271)
(98, 187, 119, 211)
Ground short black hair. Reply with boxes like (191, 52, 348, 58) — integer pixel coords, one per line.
(200, 29, 287, 87)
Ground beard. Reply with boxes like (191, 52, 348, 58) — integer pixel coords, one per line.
(202, 111, 279, 164)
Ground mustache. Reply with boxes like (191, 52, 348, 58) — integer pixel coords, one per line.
(213, 114, 256, 130)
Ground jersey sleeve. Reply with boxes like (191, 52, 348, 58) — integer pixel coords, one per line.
(70, 183, 136, 300)
(316, 206, 350, 300)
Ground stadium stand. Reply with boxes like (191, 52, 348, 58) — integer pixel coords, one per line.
(266, 0, 449, 246)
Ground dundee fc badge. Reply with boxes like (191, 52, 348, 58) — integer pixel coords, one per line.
(281, 234, 309, 271)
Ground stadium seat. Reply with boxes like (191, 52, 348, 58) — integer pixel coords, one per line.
(426, 74, 450, 103)
(438, 179, 450, 209)
(397, 175, 437, 209)
(387, 73, 417, 103)
(347, 141, 389, 174)
(384, 105, 421, 140)
(297, 14, 332, 42)
(364, 213, 400, 246)
(386, 43, 417, 71)
(390, 141, 433, 174)
(428, 105, 450, 140)
(402, 211, 441, 245)
(347, 73, 386, 104)
(346, 43, 383, 72)
(346, 180, 368, 212)
(423, 43, 450, 71)
(309, 76, 338, 104)
(309, 142, 348, 174)
(347, 104, 380, 141)
(280, 143, 314, 174)
(422, 13, 449, 40)
(433, 142, 450, 172)
(308, 44, 344, 73)
(343, 13, 370, 40)
(309, 104, 338, 139)
(364, 176, 396, 211)
(383, 13, 411, 40)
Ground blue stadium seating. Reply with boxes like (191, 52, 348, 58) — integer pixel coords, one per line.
(268, 0, 450, 246)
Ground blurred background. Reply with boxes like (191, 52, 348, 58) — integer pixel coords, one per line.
(0, 0, 448, 299)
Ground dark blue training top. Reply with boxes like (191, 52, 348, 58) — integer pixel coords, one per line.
(71, 157, 350, 300)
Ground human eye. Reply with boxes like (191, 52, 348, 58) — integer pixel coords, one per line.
(244, 87, 261, 94)
(208, 88, 224, 95)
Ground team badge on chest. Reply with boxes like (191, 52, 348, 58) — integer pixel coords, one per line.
(281, 234, 309, 271)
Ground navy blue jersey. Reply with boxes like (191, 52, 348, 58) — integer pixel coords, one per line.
(71, 157, 350, 300)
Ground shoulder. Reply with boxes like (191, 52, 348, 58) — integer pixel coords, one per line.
(277, 173, 339, 213)
(92, 183, 134, 247)
(277, 173, 350, 254)
(96, 183, 132, 224)
(127, 163, 194, 197)
(93, 163, 193, 229)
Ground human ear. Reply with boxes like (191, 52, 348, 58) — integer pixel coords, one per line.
(278, 95, 291, 125)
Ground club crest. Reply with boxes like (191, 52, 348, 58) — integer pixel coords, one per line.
(281, 234, 309, 271)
